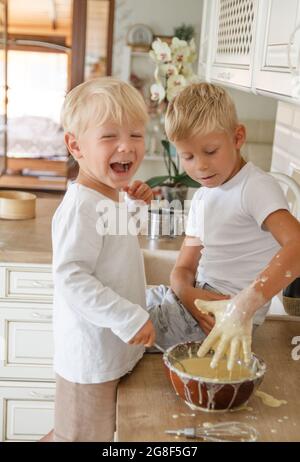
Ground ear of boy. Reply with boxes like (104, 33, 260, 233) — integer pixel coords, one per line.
(65, 132, 83, 160)
(234, 124, 246, 150)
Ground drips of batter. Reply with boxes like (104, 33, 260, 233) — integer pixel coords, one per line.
(255, 390, 287, 407)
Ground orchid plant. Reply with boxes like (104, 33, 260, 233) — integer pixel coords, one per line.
(146, 37, 199, 189)
(149, 36, 198, 104)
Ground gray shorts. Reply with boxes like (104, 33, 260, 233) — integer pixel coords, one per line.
(146, 283, 259, 352)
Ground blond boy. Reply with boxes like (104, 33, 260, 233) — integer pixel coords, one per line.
(147, 83, 300, 371)
(49, 78, 155, 442)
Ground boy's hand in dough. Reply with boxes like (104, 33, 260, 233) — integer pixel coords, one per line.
(194, 295, 254, 370)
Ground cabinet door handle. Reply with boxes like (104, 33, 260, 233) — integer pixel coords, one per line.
(32, 312, 53, 320)
(32, 280, 53, 289)
(217, 71, 232, 80)
(29, 391, 55, 400)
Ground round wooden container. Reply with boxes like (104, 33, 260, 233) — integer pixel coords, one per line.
(0, 190, 36, 220)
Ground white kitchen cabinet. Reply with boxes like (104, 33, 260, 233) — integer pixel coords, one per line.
(200, 0, 259, 89)
(199, 0, 300, 102)
(254, 0, 300, 98)
(0, 304, 54, 381)
(0, 263, 53, 302)
(0, 381, 55, 442)
(0, 263, 55, 442)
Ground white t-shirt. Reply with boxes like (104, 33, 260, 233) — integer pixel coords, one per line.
(52, 183, 149, 384)
(186, 162, 289, 325)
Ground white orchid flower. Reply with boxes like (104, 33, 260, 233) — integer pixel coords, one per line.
(156, 63, 178, 79)
(171, 37, 188, 50)
(150, 82, 166, 103)
(181, 63, 194, 78)
(150, 39, 171, 63)
(149, 37, 198, 103)
(166, 74, 186, 101)
(187, 38, 197, 63)
(172, 45, 191, 64)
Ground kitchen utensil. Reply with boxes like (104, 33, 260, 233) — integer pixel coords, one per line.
(165, 421, 259, 442)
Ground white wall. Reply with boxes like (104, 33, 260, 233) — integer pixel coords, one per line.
(112, 0, 203, 78)
(227, 88, 278, 121)
(121, 0, 202, 36)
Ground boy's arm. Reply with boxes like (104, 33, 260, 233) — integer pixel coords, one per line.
(251, 209, 300, 304)
(196, 209, 300, 369)
(170, 236, 231, 334)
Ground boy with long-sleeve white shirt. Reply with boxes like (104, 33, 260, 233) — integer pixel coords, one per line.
(48, 78, 155, 442)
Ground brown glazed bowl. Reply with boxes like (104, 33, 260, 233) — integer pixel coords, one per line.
(163, 341, 266, 412)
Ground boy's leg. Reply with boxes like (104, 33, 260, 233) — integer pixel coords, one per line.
(146, 285, 206, 351)
(54, 374, 119, 442)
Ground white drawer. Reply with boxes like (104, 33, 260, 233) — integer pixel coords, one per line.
(0, 382, 55, 442)
(0, 307, 54, 381)
(0, 265, 53, 302)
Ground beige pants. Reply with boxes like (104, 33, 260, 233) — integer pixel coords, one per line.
(54, 374, 120, 442)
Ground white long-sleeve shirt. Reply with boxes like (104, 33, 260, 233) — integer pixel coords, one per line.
(52, 183, 149, 384)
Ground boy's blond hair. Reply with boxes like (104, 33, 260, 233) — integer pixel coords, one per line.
(61, 77, 148, 138)
(165, 82, 238, 142)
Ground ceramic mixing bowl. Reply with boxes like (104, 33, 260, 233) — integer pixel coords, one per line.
(163, 341, 266, 412)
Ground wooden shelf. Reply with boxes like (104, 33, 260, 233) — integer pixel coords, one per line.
(3, 156, 78, 191)
(0, 174, 68, 191)
(7, 157, 71, 176)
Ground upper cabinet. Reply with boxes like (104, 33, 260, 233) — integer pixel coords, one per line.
(199, 0, 259, 89)
(254, 0, 300, 98)
(199, 0, 300, 103)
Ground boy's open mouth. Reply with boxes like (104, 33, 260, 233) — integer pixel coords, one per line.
(110, 161, 133, 174)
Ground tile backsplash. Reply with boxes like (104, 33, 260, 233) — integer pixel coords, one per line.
(242, 119, 275, 172)
(271, 102, 300, 184)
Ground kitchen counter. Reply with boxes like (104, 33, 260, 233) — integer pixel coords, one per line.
(0, 197, 183, 264)
(0, 198, 61, 264)
(116, 318, 300, 442)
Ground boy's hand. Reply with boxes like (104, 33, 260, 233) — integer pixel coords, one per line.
(194, 293, 255, 371)
(179, 286, 230, 335)
(192, 309, 215, 336)
(123, 181, 153, 204)
(190, 288, 230, 335)
(128, 319, 156, 347)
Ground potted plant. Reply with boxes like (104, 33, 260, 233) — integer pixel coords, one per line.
(146, 139, 199, 204)
(145, 36, 200, 204)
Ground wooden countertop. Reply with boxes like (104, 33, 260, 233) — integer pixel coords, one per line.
(0, 196, 183, 264)
(0, 198, 61, 264)
(116, 318, 300, 442)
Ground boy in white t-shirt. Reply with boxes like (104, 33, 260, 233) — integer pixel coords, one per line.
(44, 78, 155, 442)
(148, 82, 300, 371)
